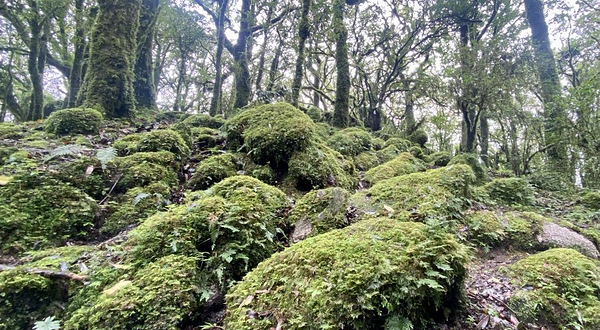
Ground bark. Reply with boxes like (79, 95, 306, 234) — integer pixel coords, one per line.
(267, 31, 285, 92)
(231, 0, 253, 109)
(479, 112, 490, 167)
(290, 0, 311, 107)
(27, 0, 44, 121)
(403, 79, 416, 134)
(173, 43, 187, 112)
(332, 0, 350, 128)
(210, 0, 229, 116)
(67, 0, 86, 108)
(134, 0, 160, 110)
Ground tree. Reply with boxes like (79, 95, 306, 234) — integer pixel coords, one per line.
(134, 0, 160, 110)
(290, 0, 311, 107)
(332, 0, 351, 128)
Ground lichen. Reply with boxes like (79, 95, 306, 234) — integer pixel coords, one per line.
(365, 152, 426, 184)
(327, 127, 373, 156)
(187, 153, 238, 190)
(44, 108, 103, 135)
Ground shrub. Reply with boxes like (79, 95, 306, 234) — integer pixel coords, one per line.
(448, 153, 488, 183)
(483, 177, 534, 205)
(44, 108, 103, 135)
(187, 153, 237, 190)
(225, 102, 315, 167)
(224, 218, 469, 329)
(182, 113, 225, 129)
(507, 248, 600, 329)
(112, 129, 189, 158)
(365, 152, 426, 184)
(327, 127, 373, 156)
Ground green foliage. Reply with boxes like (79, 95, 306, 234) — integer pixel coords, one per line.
(224, 218, 469, 329)
(305, 106, 324, 122)
(408, 129, 428, 147)
(182, 113, 225, 129)
(508, 248, 600, 329)
(187, 153, 237, 190)
(95, 147, 117, 170)
(327, 127, 373, 156)
(504, 212, 544, 250)
(526, 171, 572, 192)
(483, 177, 534, 205)
(34, 316, 61, 330)
(365, 152, 426, 184)
(579, 190, 600, 210)
(225, 102, 315, 167)
(44, 108, 103, 135)
(112, 129, 189, 159)
(463, 211, 507, 249)
(448, 153, 488, 183)
(287, 140, 356, 190)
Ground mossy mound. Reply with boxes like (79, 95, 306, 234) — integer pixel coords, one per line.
(287, 141, 356, 190)
(408, 129, 428, 147)
(580, 190, 600, 210)
(375, 145, 401, 164)
(187, 153, 238, 190)
(358, 164, 475, 220)
(225, 102, 315, 167)
(112, 129, 189, 158)
(190, 127, 224, 147)
(383, 137, 412, 151)
(64, 255, 200, 330)
(109, 151, 178, 190)
(448, 153, 487, 183)
(224, 218, 469, 329)
(483, 177, 534, 205)
(0, 123, 24, 140)
(305, 106, 323, 122)
(44, 108, 103, 135)
(327, 127, 373, 156)
(463, 210, 507, 248)
(503, 211, 545, 250)
(49, 156, 109, 199)
(507, 248, 600, 329)
(182, 113, 225, 129)
(365, 152, 426, 184)
(289, 187, 353, 242)
(354, 150, 379, 171)
(0, 174, 98, 253)
(314, 122, 336, 140)
(427, 151, 452, 167)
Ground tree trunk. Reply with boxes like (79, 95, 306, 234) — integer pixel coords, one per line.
(290, 0, 311, 107)
(134, 0, 159, 110)
(403, 79, 416, 134)
(27, 0, 44, 121)
(83, 0, 141, 118)
(232, 0, 252, 109)
(210, 0, 229, 116)
(67, 0, 86, 108)
(332, 0, 350, 128)
(479, 112, 490, 167)
(267, 31, 284, 92)
(524, 0, 568, 175)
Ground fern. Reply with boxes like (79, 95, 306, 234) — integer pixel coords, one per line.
(384, 315, 413, 330)
(43, 144, 85, 162)
(33, 316, 61, 330)
(96, 147, 117, 170)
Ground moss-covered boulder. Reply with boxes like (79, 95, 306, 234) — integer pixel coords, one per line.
(375, 144, 401, 164)
(327, 127, 373, 156)
(448, 153, 487, 183)
(580, 190, 600, 210)
(0, 174, 98, 253)
(50, 156, 109, 199)
(365, 152, 426, 184)
(354, 150, 379, 171)
(356, 164, 475, 220)
(44, 108, 103, 135)
(190, 127, 224, 148)
(109, 151, 178, 190)
(224, 218, 469, 329)
(112, 129, 189, 158)
(289, 187, 354, 242)
(507, 248, 600, 329)
(383, 137, 411, 152)
(462, 210, 507, 249)
(187, 153, 237, 190)
(483, 177, 534, 205)
(427, 151, 452, 167)
(287, 141, 356, 190)
(225, 102, 314, 167)
(408, 128, 428, 147)
(182, 113, 225, 129)
(0, 123, 24, 140)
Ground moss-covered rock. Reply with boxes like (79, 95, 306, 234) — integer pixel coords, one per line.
(580, 190, 600, 210)
(365, 152, 426, 184)
(0, 174, 98, 253)
(354, 150, 379, 171)
(327, 127, 373, 156)
(0, 123, 24, 140)
(504, 211, 545, 250)
(483, 177, 534, 205)
(187, 153, 237, 190)
(427, 151, 452, 167)
(44, 108, 103, 135)
(507, 248, 600, 329)
(305, 106, 323, 122)
(224, 218, 469, 329)
(190, 127, 224, 148)
(112, 129, 189, 158)
(50, 156, 109, 199)
(225, 102, 314, 167)
(314, 122, 336, 140)
(463, 210, 507, 248)
(109, 151, 178, 190)
(375, 144, 401, 164)
(357, 164, 475, 220)
(289, 187, 353, 242)
(448, 153, 487, 183)
(383, 137, 411, 152)
(408, 128, 428, 147)
(287, 141, 356, 190)
(182, 113, 225, 129)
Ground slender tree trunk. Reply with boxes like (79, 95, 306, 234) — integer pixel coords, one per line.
(134, 0, 159, 110)
(173, 49, 187, 112)
(267, 31, 284, 92)
(403, 79, 415, 134)
(27, 0, 43, 121)
(67, 0, 85, 108)
(232, 0, 252, 109)
(210, 0, 229, 116)
(480, 112, 490, 167)
(290, 0, 311, 107)
(524, 0, 568, 175)
(332, 0, 350, 128)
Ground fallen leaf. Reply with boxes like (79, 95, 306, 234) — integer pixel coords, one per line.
(85, 165, 95, 177)
(240, 295, 254, 307)
(103, 280, 132, 296)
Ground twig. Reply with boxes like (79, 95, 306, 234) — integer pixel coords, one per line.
(100, 175, 122, 205)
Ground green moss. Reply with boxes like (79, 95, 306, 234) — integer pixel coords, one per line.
(580, 190, 600, 210)
(327, 127, 373, 156)
(65, 255, 200, 330)
(190, 127, 224, 147)
(372, 137, 385, 150)
(0, 150, 38, 175)
(508, 248, 600, 329)
(182, 113, 226, 129)
(354, 150, 379, 171)
(224, 218, 469, 329)
(289, 187, 353, 242)
(288, 140, 356, 190)
(305, 106, 324, 122)
(188, 153, 238, 190)
(0, 173, 98, 253)
(365, 152, 426, 184)
(527, 171, 572, 192)
(427, 151, 452, 167)
(383, 137, 411, 152)
(376, 145, 401, 163)
(359, 164, 475, 221)
(483, 177, 534, 205)
(50, 156, 108, 199)
(112, 129, 189, 158)
(409, 145, 424, 159)
(463, 211, 507, 248)
(0, 123, 24, 140)
(170, 122, 193, 148)
(109, 152, 178, 190)
(448, 153, 488, 183)
(44, 108, 103, 135)
(314, 122, 336, 140)
(408, 129, 428, 147)
(225, 102, 315, 167)
(504, 211, 544, 250)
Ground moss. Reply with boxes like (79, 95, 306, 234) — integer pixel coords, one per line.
(314, 122, 336, 140)
(483, 177, 534, 205)
(383, 137, 411, 152)
(224, 218, 469, 329)
(109, 152, 178, 190)
(188, 153, 238, 190)
(240, 157, 276, 184)
(504, 211, 544, 250)
(372, 137, 385, 150)
(112, 129, 189, 158)
(0, 123, 24, 140)
(289, 187, 353, 242)
(527, 171, 572, 192)
(365, 152, 426, 184)
(409, 145, 424, 159)
(44, 108, 103, 135)
(225, 102, 315, 167)
(50, 156, 108, 199)
(182, 113, 226, 129)
(448, 153, 488, 183)
(288, 140, 356, 190)
(305, 106, 324, 122)
(0, 173, 98, 253)
(408, 129, 428, 147)
(0, 150, 38, 175)
(354, 150, 379, 171)
(170, 122, 193, 148)
(359, 164, 475, 221)
(579, 190, 600, 210)
(327, 127, 373, 156)
(376, 145, 401, 163)
(427, 151, 452, 167)
(463, 211, 507, 248)
(64, 255, 200, 330)
(190, 127, 224, 147)
(507, 248, 600, 329)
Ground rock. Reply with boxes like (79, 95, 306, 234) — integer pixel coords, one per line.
(537, 222, 599, 259)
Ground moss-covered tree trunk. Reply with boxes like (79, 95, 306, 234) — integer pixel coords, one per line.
(83, 0, 141, 118)
(209, 0, 229, 116)
(134, 0, 159, 111)
(231, 0, 252, 110)
(27, 0, 44, 121)
(290, 0, 311, 108)
(523, 0, 568, 175)
(66, 0, 86, 108)
(332, 0, 350, 128)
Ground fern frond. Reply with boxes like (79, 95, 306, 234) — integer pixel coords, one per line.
(44, 144, 85, 162)
(96, 147, 117, 170)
